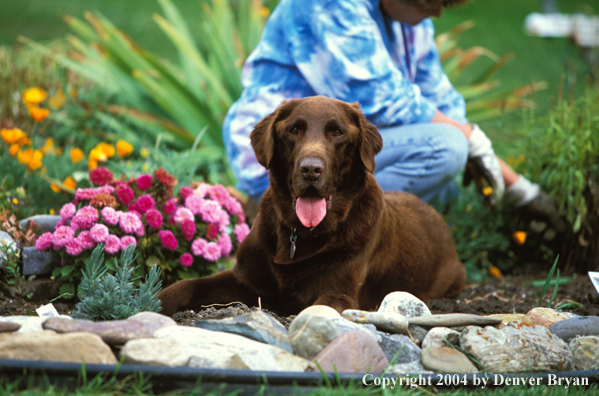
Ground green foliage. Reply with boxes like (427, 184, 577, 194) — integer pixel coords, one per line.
(533, 256, 560, 309)
(73, 244, 162, 321)
(0, 241, 31, 299)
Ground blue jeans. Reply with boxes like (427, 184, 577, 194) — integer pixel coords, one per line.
(251, 123, 468, 205)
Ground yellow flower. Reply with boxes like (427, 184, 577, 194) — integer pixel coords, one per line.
(63, 176, 77, 190)
(28, 106, 50, 123)
(41, 137, 55, 154)
(489, 266, 503, 278)
(96, 142, 115, 158)
(259, 6, 270, 18)
(9, 143, 20, 156)
(142, 162, 150, 172)
(49, 208, 55, 215)
(140, 147, 150, 158)
(1, 128, 27, 145)
(27, 150, 44, 170)
(22, 87, 48, 106)
(513, 231, 527, 245)
(17, 148, 34, 164)
(482, 186, 493, 197)
(89, 146, 108, 163)
(49, 88, 67, 109)
(12, 197, 18, 205)
(70, 147, 85, 163)
(116, 140, 134, 157)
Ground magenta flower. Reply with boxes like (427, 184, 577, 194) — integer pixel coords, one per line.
(121, 235, 137, 250)
(145, 209, 163, 230)
(218, 233, 233, 257)
(202, 242, 221, 262)
(163, 199, 177, 215)
(137, 174, 153, 191)
(120, 212, 142, 234)
(72, 206, 99, 230)
(35, 232, 54, 251)
(135, 194, 156, 214)
(180, 186, 193, 200)
(136, 224, 145, 237)
(158, 230, 178, 250)
(101, 206, 120, 226)
(74, 187, 96, 201)
(89, 167, 114, 186)
(60, 203, 76, 220)
(76, 230, 96, 250)
(65, 239, 83, 256)
(174, 207, 194, 224)
(98, 185, 115, 195)
(181, 219, 196, 241)
(191, 238, 207, 256)
(206, 223, 219, 240)
(52, 226, 75, 249)
(234, 223, 250, 244)
(105, 235, 121, 254)
(184, 194, 204, 215)
(180, 253, 193, 267)
(129, 209, 142, 219)
(116, 185, 135, 206)
(90, 224, 109, 243)
(208, 184, 230, 206)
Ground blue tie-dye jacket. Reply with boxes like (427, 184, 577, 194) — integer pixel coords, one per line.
(223, 0, 467, 197)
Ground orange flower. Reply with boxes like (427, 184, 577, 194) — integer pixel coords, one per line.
(49, 88, 67, 109)
(116, 140, 133, 157)
(89, 147, 107, 163)
(41, 137, 55, 154)
(489, 266, 503, 278)
(9, 143, 20, 156)
(70, 147, 84, 163)
(1, 128, 27, 145)
(88, 159, 99, 170)
(27, 150, 44, 171)
(96, 142, 115, 158)
(513, 231, 527, 245)
(22, 87, 48, 106)
(28, 106, 50, 122)
(50, 183, 61, 193)
(17, 148, 34, 164)
(63, 176, 77, 190)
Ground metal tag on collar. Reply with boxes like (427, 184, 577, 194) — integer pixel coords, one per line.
(290, 228, 298, 259)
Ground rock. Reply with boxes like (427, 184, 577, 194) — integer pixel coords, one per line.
(487, 314, 532, 329)
(20, 215, 61, 233)
(460, 322, 573, 372)
(0, 316, 51, 333)
(378, 333, 421, 364)
(121, 326, 312, 371)
(288, 312, 339, 359)
(569, 336, 599, 370)
(42, 316, 162, 345)
(0, 322, 21, 333)
(409, 314, 502, 328)
(342, 309, 408, 333)
(407, 325, 429, 344)
(391, 360, 432, 375)
(421, 346, 478, 373)
(421, 327, 461, 350)
(0, 331, 117, 364)
(0, 231, 17, 268)
(331, 317, 381, 342)
(549, 316, 599, 343)
(127, 311, 177, 331)
(21, 246, 60, 276)
(297, 305, 341, 319)
(195, 310, 292, 353)
(527, 307, 579, 328)
(312, 330, 388, 373)
(378, 292, 431, 317)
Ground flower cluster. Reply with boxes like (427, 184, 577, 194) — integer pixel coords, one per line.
(36, 167, 249, 282)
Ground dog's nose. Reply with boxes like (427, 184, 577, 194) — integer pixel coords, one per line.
(300, 157, 324, 180)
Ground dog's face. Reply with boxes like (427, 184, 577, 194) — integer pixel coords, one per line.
(251, 96, 382, 231)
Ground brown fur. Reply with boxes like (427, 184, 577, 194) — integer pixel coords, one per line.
(159, 96, 465, 316)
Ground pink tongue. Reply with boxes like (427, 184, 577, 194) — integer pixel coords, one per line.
(296, 195, 327, 228)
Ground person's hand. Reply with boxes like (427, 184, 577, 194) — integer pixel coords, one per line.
(463, 124, 505, 207)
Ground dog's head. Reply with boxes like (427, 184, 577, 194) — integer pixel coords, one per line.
(251, 96, 383, 231)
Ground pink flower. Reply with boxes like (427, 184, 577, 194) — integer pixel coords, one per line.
(163, 199, 177, 215)
(52, 226, 75, 248)
(136, 224, 145, 237)
(202, 242, 221, 262)
(101, 206, 120, 226)
(119, 212, 142, 234)
(158, 230, 178, 250)
(218, 233, 233, 257)
(145, 209, 163, 230)
(98, 185, 115, 195)
(89, 167, 114, 186)
(206, 223, 219, 240)
(60, 203, 76, 220)
(181, 219, 196, 241)
(216, 210, 230, 233)
(90, 224, 109, 243)
(198, 200, 225, 224)
(194, 183, 211, 198)
(174, 207, 194, 224)
(209, 184, 230, 205)
(105, 235, 121, 254)
(116, 185, 135, 206)
(75, 187, 96, 201)
(137, 174, 153, 191)
(76, 231, 95, 250)
(184, 194, 204, 215)
(234, 223, 250, 244)
(65, 239, 83, 256)
(191, 238, 207, 256)
(180, 253, 193, 267)
(121, 235, 137, 250)
(36, 232, 54, 251)
(129, 209, 142, 220)
(72, 206, 99, 230)
(180, 186, 193, 200)
(135, 194, 156, 214)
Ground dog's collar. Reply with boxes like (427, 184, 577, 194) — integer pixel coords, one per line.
(289, 226, 321, 259)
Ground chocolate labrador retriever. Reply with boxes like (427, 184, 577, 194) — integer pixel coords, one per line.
(159, 96, 465, 316)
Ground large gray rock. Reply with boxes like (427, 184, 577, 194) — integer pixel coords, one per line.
(0, 331, 117, 364)
(195, 310, 292, 353)
(21, 246, 59, 276)
(378, 292, 431, 318)
(569, 336, 599, 370)
(342, 309, 408, 333)
(421, 346, 478, 373)
(19, 215, 61, 233)
(121, 325, 312, 371)
(0, 230, 17, 268)
(378, 332, 421, 364)
(288, 313, 339, 359)
(312, 330, 389, 373)
(549, 316, 599, 343)
(460, 322, 573, 372)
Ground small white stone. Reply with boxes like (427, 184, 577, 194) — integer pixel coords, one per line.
(377, 292, 431, 318)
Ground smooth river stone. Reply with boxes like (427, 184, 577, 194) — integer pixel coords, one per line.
(0, 322, 21, 333)
(421, 346, 478, 373)
(408, 314, 502, 328)
(342, 309, 408, 333)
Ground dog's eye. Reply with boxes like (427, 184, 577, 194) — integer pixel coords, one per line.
(289, 127, 299, 135)
(334, 129, 343, 137)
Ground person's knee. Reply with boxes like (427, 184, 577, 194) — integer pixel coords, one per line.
(430, 125, 468, 181)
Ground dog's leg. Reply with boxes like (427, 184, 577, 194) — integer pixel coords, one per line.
(158, 269, 260, 317)
(313, 294, 359, 314)
(421, 258, 466, 300)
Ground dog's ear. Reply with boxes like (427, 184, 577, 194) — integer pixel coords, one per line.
(250, 100, 297, 170)
(348, 102, 383, 173)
